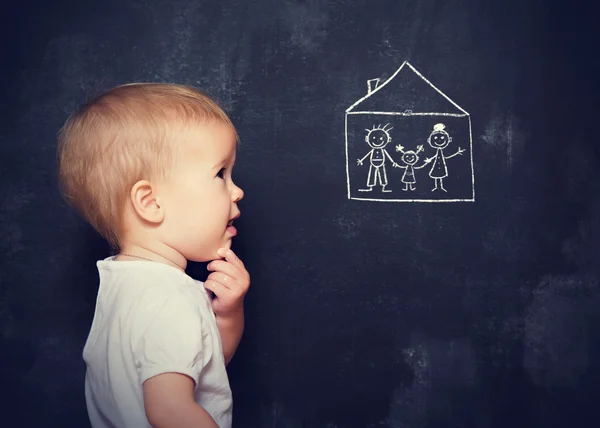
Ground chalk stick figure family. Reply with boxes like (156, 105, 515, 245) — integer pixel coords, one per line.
(357, 123, 465, 193)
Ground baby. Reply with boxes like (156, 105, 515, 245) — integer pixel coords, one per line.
(57, 83, 250, 427)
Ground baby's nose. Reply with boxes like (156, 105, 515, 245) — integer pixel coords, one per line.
(233, 185, 244, 202)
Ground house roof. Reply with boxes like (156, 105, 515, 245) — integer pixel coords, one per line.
(346, 61, 468, 116)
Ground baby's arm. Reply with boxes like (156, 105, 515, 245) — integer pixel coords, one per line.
(205, 248, 251, 364)
(216, 307, 244, 365)
(144, 373, 217, 428)
(135, 294, 217, 426)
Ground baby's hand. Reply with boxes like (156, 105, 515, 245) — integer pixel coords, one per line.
(205, 248, 250, 316)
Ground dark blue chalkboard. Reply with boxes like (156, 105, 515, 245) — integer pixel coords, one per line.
(1, 0, 599, 427)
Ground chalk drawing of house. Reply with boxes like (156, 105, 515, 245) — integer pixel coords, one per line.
(345, 61, 475, 202)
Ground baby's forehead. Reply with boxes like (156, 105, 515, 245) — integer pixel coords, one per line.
(176, 122, 237, 154)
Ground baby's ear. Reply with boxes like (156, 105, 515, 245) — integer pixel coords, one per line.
(130, 180, 164, 224)
(364, 135, 369, 142)
(449, 137, 453, 143)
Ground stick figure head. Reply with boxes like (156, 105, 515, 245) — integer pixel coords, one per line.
(365, 124, 393, 148)
(397, 144, 423, 165)
(428, 123, 452, 149)
(402, 151, 419, 166)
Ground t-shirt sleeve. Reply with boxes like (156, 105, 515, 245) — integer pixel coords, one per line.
(133, 294, 204, 386)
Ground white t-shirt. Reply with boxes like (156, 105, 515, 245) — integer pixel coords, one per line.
(83, 257, 232, 427)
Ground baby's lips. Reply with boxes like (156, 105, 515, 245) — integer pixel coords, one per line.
(228, 212, 241, 225)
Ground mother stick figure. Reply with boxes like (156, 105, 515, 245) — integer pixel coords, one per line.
(424, 123, 464, 192)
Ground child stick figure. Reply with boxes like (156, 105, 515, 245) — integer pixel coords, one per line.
(394, 144, 427, 191)
(424, 123, 464, 192)
(357, 124, 398, 193)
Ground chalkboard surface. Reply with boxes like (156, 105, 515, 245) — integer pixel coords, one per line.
(2, 0, 600, 427)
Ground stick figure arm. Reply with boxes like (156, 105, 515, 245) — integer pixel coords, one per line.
(383, 149, 397, 164)
(358, 150, 373, 163)
(414, 163, 428, 169)
(446, 147, 465, 159)
(423, 153, 436, 164)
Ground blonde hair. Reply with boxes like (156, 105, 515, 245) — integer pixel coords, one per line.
(57, 83, 235, 250)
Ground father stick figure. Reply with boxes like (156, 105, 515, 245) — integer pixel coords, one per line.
(357, 124, 398, 193)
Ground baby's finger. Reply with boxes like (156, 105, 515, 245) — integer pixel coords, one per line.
(207, 271, 235, 291)
(207, 259, 241, 279)
(203, 277, 231, 296)
(217, 248, 245, 268)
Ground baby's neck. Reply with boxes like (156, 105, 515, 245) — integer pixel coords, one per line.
(116, 241, 187, 271)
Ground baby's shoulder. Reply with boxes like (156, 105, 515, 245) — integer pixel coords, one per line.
(131, 267, 200, 304)
(124, 271, 205, 334)
(103, 262, 203, 315)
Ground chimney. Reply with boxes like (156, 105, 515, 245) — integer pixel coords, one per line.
(367, 78, 380, 94)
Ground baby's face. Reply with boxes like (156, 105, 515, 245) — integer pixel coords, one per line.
(158, 122, 244, 262)
(429, 131, 450, 149)
(367, 129, 389, 148)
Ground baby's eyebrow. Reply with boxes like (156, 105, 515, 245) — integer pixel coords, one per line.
(212, 153, 236, 170)
(211, 160, 225, 170)
(226, 151, 237, 168)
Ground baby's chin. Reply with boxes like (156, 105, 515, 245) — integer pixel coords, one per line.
(212, 239, 232, 259)
(219, 240, 232, 252)
(186, 247, 229, 263)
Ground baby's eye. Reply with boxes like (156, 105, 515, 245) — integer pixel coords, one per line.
(217, 168, 226, 179)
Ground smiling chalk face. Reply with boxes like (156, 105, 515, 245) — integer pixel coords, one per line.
(429, 131, 451, 149)
(366, 129, 390, 148)
(402, 151, 418, 166)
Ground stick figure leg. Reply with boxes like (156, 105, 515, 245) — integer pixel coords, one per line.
(380, 166, 392, 193)
(439, 179, 447, 193)
(359, 165, 375, 191)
